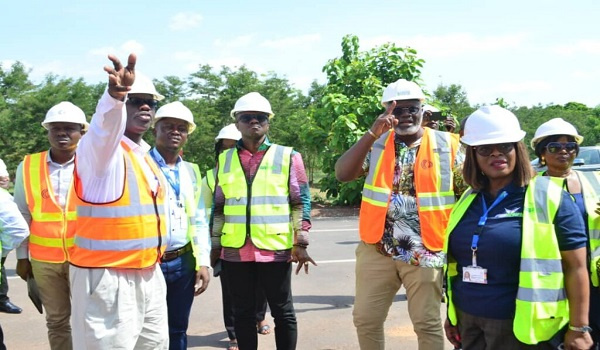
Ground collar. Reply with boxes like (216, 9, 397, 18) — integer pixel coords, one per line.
(150, 147, 182, 168)
(45, 149, 75, 165)
(237, 136, 271, 151)
(123, 136, 151, 154)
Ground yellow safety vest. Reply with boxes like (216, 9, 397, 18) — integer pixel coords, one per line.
(217, 145, 293, 250)
(444, 176, 569, 345)
(22, 151, 76, 263)
(180, 161, 203, 270)
(574, 171, 600, 287)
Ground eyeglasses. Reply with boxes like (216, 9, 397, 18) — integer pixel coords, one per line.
(237, 113, 269, 124)
(128, 97, 158, 109)
(546, 142, 578, 154)
(393, 106, 421, 115)
(473, 143, 515, 157)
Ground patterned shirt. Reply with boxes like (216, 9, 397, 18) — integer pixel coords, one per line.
(364, 132, 466, 268)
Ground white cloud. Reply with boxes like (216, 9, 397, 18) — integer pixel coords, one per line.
(362, 33, 529, 58)
(169, 12, 203, 31)
(495, 80, 553, 93)
(571, 68, 600, 79)
(260, 34, 321, 49)
(552, 39, 600, 56)
(214, 35, 254, 49)
(88, 40, 145, 57)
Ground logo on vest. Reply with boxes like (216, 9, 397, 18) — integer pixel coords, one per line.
(420, 160, 433, 169)
(41, 189, 50, 199)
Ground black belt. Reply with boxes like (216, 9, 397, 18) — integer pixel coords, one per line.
(161, 242, 192, 262)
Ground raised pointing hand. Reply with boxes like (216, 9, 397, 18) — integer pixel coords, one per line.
(370, 100, 398, 138)
(104, 53, 137, 101)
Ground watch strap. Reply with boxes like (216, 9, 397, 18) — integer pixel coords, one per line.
(568, 325, 593, 333)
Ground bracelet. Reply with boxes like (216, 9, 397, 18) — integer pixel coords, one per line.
(293, 243, 308, 249)
(366, 129, 378, 139)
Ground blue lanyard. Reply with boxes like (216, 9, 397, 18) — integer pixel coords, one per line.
(471, 191, 508, 251)
(150, 150, 181, 199)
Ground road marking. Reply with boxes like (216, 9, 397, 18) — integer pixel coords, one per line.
(315, 259, 356, 264)
(312, 228, 358, 232)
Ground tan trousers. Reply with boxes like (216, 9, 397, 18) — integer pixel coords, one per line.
(31, 260, 72, 350)
(70, 264, 168, 350)
(353, 241, 444, 350)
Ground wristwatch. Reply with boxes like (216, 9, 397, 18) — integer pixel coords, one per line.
(568, 324, 593, 333)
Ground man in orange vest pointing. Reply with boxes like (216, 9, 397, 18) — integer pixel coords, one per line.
(13, 101, 88, 350)
(335, 79, 466, 350)
(69, 54, 169, 349)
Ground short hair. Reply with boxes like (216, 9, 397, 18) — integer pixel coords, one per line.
(534, 134, 579, 165)
(462, 141, 533, 191)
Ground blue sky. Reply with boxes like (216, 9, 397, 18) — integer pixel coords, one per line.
(2, 0, 599, 108)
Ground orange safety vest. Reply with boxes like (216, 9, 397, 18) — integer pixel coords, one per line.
(22, 151, 76, 263)
(70, 141, 167, 269)
(359, 128, 459, 251)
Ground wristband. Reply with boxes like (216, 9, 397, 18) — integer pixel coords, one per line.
(367, 129, 378, 139)
(293, 243, 308, 249)
(568, 325, 593, 333)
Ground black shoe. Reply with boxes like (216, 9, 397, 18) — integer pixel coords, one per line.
(0, 301, 22, 314)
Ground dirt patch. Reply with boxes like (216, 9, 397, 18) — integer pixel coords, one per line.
(311, 203, 359, 218)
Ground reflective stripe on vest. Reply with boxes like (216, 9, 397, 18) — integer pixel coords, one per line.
(218, 145, 293, 250)
(183, 161, 202, 206)
(22, 151, 76, 263)
(577, 170, 600, 287)
(443, 177, 568, 345)
(70, 141, 166, 269)
(359, 128, 459, 251)
(206, 168, 216, 193)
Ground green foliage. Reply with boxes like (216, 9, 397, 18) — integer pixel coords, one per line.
(311, 34, 425, 204)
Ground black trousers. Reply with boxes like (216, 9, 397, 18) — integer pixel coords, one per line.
(223, 261, 297, 350)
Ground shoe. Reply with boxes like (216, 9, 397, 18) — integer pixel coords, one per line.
(0, 300, 22, 314)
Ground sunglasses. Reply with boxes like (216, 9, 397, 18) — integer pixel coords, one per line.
(237, 113, 269, 124)
(393, 106, 421, 115)
(473, 143, 515, 157)
(546, 142, 578, 154)
(128, 97, 158, 109)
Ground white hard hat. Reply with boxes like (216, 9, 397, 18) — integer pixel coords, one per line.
(230, 92, 274, 118)
(530, 118, 584, 149)
(153, 101, 196, 134)
(461, 105, 526, 146)
(129, 73, 164, 101)
(0, 159, 7, 177)
(42, 101, 89, 131)
(381, 79, 426, 105)
(423, 104, 439, 112)
(215, 123, 241, 141)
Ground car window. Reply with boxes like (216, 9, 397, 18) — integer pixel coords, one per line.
(579, 149, 600, 165)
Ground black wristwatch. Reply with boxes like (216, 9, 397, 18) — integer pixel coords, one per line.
(568, 325, 593, 333)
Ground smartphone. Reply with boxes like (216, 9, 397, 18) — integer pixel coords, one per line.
(430, 111, 445, 121)
(213, 259, 222, 277)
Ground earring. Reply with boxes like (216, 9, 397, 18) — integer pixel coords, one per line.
(540, 157, 545, 166)
(481, 171, 486, 176)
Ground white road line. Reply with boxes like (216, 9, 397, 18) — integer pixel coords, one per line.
(315, 259, 356, 264)
(311, 228, 358, 232)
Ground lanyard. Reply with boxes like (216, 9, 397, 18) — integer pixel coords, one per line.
(150, 150, 181, 200)
(470, 190, 507, 266)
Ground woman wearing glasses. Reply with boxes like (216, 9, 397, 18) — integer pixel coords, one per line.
(532, 118, 600, 349)
(443, 107, 592, 350)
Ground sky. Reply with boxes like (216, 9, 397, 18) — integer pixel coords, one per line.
(2, 0, 600, 108)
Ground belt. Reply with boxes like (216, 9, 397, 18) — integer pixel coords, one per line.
(161, 242, 192, 262)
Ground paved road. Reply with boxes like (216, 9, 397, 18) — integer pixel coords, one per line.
(0, 216, 454, 349)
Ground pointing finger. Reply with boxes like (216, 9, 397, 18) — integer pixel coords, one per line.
(384, 100, 397, 116)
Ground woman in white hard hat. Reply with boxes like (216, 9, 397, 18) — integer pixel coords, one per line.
(443, 106, 592, 349)
(532, 118, 600, 348)
(202, 124, 271, 350)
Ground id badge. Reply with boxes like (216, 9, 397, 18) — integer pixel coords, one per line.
(463, 266, 488, 284)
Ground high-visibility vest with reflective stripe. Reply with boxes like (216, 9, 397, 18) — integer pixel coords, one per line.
(22, 151, 76, 263)
(359, 128, 459, 251)
(206, 168, 216, 193)
(444, 176, 568, 345)
(575, 170, 600, 287)
(70, 141, 167, 269)
(217, 145, 293, 250)
(183, 161, 202, 206)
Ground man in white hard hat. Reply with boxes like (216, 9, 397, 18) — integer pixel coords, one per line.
(421, 104, 456, 133)
(336, 78, 466, 350)
(69, 54, 169, 349)
(12, 101, 88, 349)
(149, 101, 210, 350)
(0, 184, 29, 350)
(211, 92, 316, 350)
(0, 157, 22, 316)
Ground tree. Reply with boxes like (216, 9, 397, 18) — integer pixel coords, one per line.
(310, 34, 425, 204)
